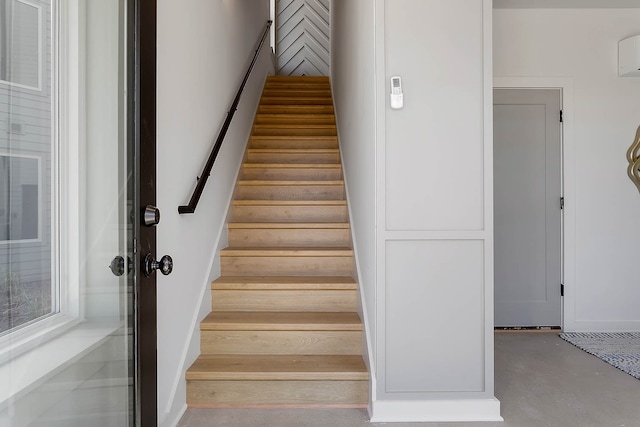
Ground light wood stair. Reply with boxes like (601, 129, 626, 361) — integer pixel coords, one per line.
(186, 76, 368, 407)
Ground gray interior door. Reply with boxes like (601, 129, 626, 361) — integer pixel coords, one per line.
(276, 0, 330, 76)
(494, 89, 562, 327)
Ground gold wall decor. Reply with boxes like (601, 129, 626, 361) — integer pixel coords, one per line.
(627, 126, 640, 194)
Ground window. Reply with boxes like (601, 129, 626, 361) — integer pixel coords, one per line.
(0, 0, 42, 90)
(0, 0, 52, 335)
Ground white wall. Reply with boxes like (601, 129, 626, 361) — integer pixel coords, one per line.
(333, 0, 500, 422)
(330, 0, 377, 379)
(494, 8, 640, 331)
(156, 1, 271, 425)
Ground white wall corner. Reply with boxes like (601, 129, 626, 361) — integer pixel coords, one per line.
(370, 398, 503, 423)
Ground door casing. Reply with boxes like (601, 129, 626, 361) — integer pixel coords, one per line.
(493, 82, 568, 329)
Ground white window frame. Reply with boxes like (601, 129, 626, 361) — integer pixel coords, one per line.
(0, 0, 44, 92)
(0, 0, 84, 363)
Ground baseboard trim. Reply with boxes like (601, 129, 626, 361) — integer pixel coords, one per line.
(370, 398, 502, 423)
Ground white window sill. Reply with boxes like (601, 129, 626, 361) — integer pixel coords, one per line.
(0, 321, 121, 409)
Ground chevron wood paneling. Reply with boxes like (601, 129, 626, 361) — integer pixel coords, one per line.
(276, 0, 330, 76)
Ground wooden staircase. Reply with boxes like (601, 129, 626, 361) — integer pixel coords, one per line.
(186, 76, 369, 407)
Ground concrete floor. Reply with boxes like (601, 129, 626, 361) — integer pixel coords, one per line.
(178, 333, 640, 426)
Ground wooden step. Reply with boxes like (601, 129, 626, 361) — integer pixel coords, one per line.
(267, 75, 330, 84)
(264, 83, 331, 91)
(199, 312, 362, 355)
(252, 124, 337, 137)
(260, 97, 333, 106)
(211, 275, 358, 312)
(258, 105, 334, 115)
(235, 180, 345, 201)
(228, 222, 350, 247)
(186, 355, 367, 406)
(212, 289, 358, 312)
(255, 114, 335, 125)
(246, 148, 340, 164)
(240, 164, 342, 180)
(231, 200, 348, 222)
(249, 136, 338, 149)
(201, 311, 362, 331)
(187, 355, 367, 381)
(220, 246, 353, 277)
(262, 89, 332, 98)
(212, 275, 357, 290)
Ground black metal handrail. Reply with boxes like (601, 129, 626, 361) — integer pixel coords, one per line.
(178, 20, 273, 214)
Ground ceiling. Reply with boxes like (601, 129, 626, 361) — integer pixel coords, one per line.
(494, 0, 640, 8)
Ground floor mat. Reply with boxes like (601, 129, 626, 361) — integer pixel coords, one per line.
(560, 332, 640, 380)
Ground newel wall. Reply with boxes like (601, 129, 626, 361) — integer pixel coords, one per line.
(332, 0, 500, 422)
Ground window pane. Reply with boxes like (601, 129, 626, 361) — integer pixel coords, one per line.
(1, 0, 41, 89)
(9, 1, 40, 88)
(0, 155, 39, 241)
(0, 0, 52, 333)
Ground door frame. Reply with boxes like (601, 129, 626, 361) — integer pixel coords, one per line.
(136, 0, 157, 424)
(493, 77, 575, 331)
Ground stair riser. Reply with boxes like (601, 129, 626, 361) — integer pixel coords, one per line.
(255, 115, 335, 125)
(262, 90, 332, 98)
(253, 127, 337, 137)
(212, 290, 357, 312)
(200, 331, 362, 355)
(264, 85, 331, 92)
(261, 97, 333, 106)
(187, 380, 367, 406)
(235, 186, 345, 201)
(246, 152, 340, 164)
(228, 228, 350, 247)
(232, 205, 348, 222)
(221, 256, 353, 276)
(240, 167, 342, 181)
(250, 139, 338, 149)
(258, 105, 334, 115)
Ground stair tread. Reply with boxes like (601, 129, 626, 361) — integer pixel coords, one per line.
(247, 148, 339, 153)
(212, 276, 357, 290)
(259, 105, 334, 112)
(261, 96, 332, 102)
(221, 247, 353, 257)
(233, 200, 346, 206)
(201, 311, 362, 331)
(250, 135, 337, 139)
(186, 355, 368, 381)
(238, 180, 344, 186)
(254, 124, 336, 129)
(228, 222, 348, 229)
(267, 76, 329, 81)
(243, 163, 341, 169)
(256, 113, 335, 117)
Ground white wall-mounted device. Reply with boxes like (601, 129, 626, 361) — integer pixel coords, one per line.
(390, 76, 404, 109)
(619, 35, 640, 77)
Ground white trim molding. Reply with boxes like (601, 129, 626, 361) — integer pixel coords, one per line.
(370, 398, 502, 423)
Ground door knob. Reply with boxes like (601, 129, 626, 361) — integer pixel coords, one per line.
(143, 253, 173, 277)
(110, 255, 132, 277)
